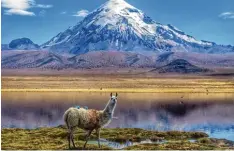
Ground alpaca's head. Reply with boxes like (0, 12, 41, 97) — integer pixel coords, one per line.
(110, 92, 118, 105)
(104, 93, 118, 115)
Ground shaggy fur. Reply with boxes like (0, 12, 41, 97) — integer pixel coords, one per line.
(63, 93, 118, 149)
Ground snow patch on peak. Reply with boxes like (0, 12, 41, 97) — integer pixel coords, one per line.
(87, 0, 156, 36)
(104, 0, 134, 9)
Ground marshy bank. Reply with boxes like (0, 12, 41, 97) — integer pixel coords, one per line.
(1, 126, 234, 150)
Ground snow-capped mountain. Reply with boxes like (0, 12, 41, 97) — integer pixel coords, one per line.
(41, 0, 234, 54)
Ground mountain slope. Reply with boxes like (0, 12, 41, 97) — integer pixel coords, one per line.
(152, 59, 210, 74)
(1, 50, 155, 69)
(8, 38, 40, 50)
(1, 50, 70, 69)
(69, 51, 154, 68)
(2, 50, 234, 69)
(155, 52, 234, 68)
(41, 0, 233, 54)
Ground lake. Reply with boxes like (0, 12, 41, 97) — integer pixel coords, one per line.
(2, 92, 234, 141)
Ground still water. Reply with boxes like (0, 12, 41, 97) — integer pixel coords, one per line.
(2, 92, 234, 141)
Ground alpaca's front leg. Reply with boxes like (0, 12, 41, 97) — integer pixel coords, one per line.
(96, 128, 101, 148)
(83, 130, 93, 149)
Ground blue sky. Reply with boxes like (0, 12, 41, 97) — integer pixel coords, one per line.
(1, 0, 234, 45)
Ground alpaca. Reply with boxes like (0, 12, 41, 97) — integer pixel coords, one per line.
(63, 93, 118, 149)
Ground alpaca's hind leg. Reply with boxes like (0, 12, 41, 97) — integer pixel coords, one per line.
(67, 130, 71, 149)
(96, 128, 101, 148)
(83, 130, 93, 149)
(70, 127, 76, 148)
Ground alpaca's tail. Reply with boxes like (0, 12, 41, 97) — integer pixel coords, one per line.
(63, 109, 70, 129)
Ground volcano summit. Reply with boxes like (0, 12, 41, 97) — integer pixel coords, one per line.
(41, 0, 233, 54)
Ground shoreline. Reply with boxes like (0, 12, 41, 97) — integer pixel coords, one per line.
(2, 88, 234, 93)
(2, 75, 234, 93)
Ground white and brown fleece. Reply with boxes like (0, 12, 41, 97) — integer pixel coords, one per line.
(64, 107, 112, 130)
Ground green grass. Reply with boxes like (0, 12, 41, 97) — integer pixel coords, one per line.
(1, 126, 233, 150)
(100, 128, 208, 142)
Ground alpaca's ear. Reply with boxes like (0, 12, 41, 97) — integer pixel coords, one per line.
(110, 93, 112, 97)
(116, 93, 118, 97)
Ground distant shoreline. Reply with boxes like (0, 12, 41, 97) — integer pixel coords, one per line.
(2, 88, 234, 93)
(2, 72, 234, 93)
(2, 67, 234, 77)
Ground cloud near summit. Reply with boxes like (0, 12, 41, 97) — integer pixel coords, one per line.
(219, 12, 234, 19)
(1, 0, 53, 16)
(73, 10, 89, 17)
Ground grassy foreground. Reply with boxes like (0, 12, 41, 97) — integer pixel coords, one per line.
(1, 126, 234, 150)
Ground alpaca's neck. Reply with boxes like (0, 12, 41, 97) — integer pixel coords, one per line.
(99, 100, 116, 127)
(103, 101, 116, 117)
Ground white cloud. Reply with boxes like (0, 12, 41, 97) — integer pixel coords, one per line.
(1, 0, 53, 16)
(4, 9, 35, 16)
(73, 10, 89, 17)
(1, 0, 34, 10)
(219, 12, 234, 19)
(35, 4, 53, 9)
(38, 10, 46, 17)
(2, 0, 35, 16)
(60, 11, 67, 15)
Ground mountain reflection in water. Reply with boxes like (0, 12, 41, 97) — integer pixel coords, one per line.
(2, 92, 234, 141)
